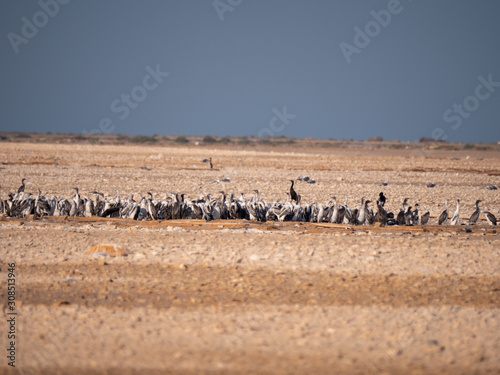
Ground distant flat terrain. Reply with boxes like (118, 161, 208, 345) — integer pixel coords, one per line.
(1, 141, 499, 374)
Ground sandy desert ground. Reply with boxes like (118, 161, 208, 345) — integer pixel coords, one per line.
(1, 141, 500, 374)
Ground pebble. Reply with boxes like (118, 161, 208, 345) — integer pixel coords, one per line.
(244, 228, 263, 233)
(62, 278, 79, 283)
(88, 244, 127, 257)
(167, 226, 184, 232)
(132, 253, 145, 260)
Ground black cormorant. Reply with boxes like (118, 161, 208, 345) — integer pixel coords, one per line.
(289, 180, 298, 203)
(438, 200, 449, 225)
(469, 200, 482, 225)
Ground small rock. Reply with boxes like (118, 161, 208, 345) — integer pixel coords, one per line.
(249, 254, 261, 261)
(167, 226, 183, 232)
(88, 244, 127, 257)
(62, 278, 78, 283)
(243, 228, 263, 233)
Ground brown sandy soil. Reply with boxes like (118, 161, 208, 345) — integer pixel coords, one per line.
(1, 142, 500, 374)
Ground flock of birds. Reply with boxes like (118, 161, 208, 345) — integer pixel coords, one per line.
(0, 178, 497, 226)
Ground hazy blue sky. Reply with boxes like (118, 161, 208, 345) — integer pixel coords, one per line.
(1, 1, 499, 142)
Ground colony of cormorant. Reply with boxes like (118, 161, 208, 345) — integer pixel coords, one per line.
(0, 179, 497, 226)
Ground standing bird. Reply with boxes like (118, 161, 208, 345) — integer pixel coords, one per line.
(17, 178, 28, 194)
(202, 158, 213, 169)
(450, 199, 460, 225)
(378, 192, 387, 207)
(397, 198, 409, 225)
(404, 206, 413, 226)
(412, 203, 420, 225)
(83, 196, 94, 218)
(468, 200, 482, 225)
(289, 180, 299, 203)
(421, 211, 430, 225)
(34, 189, 51, 217)
(329, 197, 339, 223)
(366, 200, 375, 225)
(316, 204, 324, 223)
(343, 197, 352, 224)
(484, 211, 497, 225)
(146, 192, 157, 220)
(357, 199, 370, 225)
(92, 191, 105, 216)
(374, 200, 387, 226)
(438, 200, 449, 225)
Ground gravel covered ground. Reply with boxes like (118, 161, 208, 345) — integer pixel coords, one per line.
(1, 142, 500, 374)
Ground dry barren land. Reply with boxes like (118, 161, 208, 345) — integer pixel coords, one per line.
(1, 142, 500, 374)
